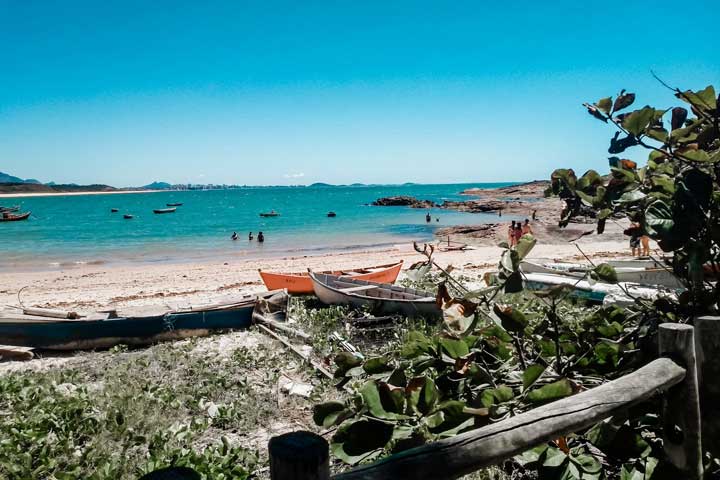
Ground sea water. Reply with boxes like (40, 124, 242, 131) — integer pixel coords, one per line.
(0, 183, 516, 270)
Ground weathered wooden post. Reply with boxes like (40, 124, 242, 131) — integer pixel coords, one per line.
(694, 315, 720, 460)
(269, 431, 330, 480)
(658, 323, 703, 479)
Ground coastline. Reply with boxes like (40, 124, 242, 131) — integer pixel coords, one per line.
(0, 189, 162, 199)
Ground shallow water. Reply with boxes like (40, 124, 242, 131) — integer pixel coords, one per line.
(0, 183, 515, 270)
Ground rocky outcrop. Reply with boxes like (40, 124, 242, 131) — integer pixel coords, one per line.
(371, 196, 437, 208)
(439, 200, 506, 213)
(435, 224, 498, 239)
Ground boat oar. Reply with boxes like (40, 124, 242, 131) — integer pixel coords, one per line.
(252, 311, 311, 343)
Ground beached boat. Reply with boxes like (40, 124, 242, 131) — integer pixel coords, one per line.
(520, 261, 684, 289)
(309, 272, 441, 318)
(0, 211, 31, 222)
(327, 211, 337, 217)
(259, 211, 280, 217)
(166, 203, 183, 207)
(0, 291, 287, 350)
(521, 272, 676, 306)
(153, 207, 176, 214)
(124, 214, 134, 219)
(259, 261, 403, 295)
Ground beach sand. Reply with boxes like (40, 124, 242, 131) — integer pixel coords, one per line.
(0, 235, 637, 313)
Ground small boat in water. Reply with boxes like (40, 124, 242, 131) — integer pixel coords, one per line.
(259, 261, 403, 295)
(111, 208, 119, 213)
(153, 207, 176, 214)
(0, 211, 31, 222)
(0, 205, 20, 213)
(166, 203, 183, 207)
(309, 272, 441, 318)
(124, 214, 134, 219)
(327, 211, 337, 217)
(259, 210, 280, 217)
(0, 290, 288, 350)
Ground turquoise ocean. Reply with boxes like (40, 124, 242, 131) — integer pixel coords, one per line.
(0, 183, 515, 271)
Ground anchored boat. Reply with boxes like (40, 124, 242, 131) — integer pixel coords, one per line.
(0, 211, 31, 222)
(259, 261, 403, 295)
(153, 207, 176, 214)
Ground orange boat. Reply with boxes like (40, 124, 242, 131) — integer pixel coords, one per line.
(258, 261, 403, 295)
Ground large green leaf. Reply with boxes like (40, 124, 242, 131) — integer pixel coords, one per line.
(313, 401, 351, 428)
(596, 97, 612, 115)
(406, 376, 439, 415)
(363, 357, 393, 374)
(493, 304, 528, 333)
(644, 199, 674, 237)
(522, 364, 546, 391)
(680, 149, 716, 163)
(622, 106, 657, 136)
(516, 234, 537, 260)
(334, 352, 364, 378)
(360, 380, 407, 420)
(527, 379, 574, 404)
(438, 337, 470, 359)
(331, 419, 394, 465)
(591, 263, 618, 283)
(678, 85, 717, 111)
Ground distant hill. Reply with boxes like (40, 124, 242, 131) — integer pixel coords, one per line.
(142, 181, 173, 190)
(0, 171, 39, 184)
(0, 183, 117, 194)
(308, 182, 334, 188)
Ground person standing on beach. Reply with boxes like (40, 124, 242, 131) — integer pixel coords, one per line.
(258, 231, 265, 243)
(640, 235, 650, 257)
(625, 222, 642, 257)
(521, 219, 533, 235)
(532, 210, 537, 221)
(514, 222, 523, 245)
(508, 221, 517, 246)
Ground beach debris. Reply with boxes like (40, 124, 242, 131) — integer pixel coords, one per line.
(0, 345, 34, 362)
(199, 399, 220, 418)
(256, 323, 333, 379)
(278, 376, 313, 398)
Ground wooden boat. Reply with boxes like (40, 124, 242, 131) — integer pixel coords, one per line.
(111, 208, 119, 213)
(310, 272, 440, 318)
(260, 211, 280, 217)
(124, 214, 134, 219)
(166, 203, 183, 207)
(0, 291, 287, 350)
(259, 261, 403, 295)
(327, 211, 337, 217)
(0, 211, 30, 222)
(0, 205, 20, 213)
(521, 272, 676, 306)
(520, 261, 684, 289)
(153, 207, 176, 214)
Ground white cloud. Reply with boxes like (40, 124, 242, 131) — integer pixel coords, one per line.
(283, 172, 305, 179)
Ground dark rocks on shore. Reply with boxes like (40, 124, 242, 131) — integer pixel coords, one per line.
(439, 200, 506, 213)
(371, 196, 437, 208)
(436, 224, 497, 239)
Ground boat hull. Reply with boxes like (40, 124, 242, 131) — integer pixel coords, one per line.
(0, 211, 31, 222)
(310, 272, 440, 318)
(520, 261, 684, 289)
(259, 262, 403, 294)
(0, 302, 255, 350)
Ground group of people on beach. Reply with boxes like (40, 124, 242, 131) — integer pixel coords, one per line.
(507, 219, 533, 246)
(625, 222, 650, 257)
(231, 231, 264, 243)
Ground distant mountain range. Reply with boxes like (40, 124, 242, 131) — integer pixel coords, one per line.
(0, 172, 41, 184)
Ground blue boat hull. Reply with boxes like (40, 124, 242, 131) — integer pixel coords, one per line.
(0, 304, 255, 350)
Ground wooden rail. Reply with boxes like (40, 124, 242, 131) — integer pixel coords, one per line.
(269, 323, 705, 480)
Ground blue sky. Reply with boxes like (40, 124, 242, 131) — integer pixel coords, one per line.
(1, 1, 718, 187)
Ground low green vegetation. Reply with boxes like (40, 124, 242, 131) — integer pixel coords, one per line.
(0, 337, 317, 479)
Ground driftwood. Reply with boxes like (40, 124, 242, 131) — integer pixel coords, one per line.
(253, 312, 311, 343)
(257, 323, 333, 379)
(22, 307, 79, 319)
(332, 357, 685, 480)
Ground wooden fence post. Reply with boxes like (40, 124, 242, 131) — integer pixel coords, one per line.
(694, 315, 720, 460)
(658, 323, 703, 479)
(268, 431, 330, 480)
